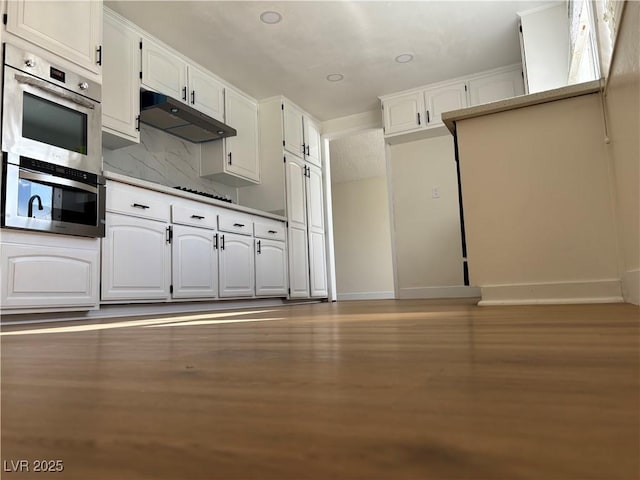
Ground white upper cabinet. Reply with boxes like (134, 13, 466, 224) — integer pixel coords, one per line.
(468, 67, 525, 106)
(225, 89, 259, 182)
(188, 64, 225, 122)
(6, 0, 103, 74)
(283, 101, 305, 158)
(141, 36, 188, 102)
(102, 10, 140, 148)
(424, 83, 468, 126)
(382, 91, 426, 136)
(303, 117, 322, 167)
(200, 89, 260, 186)
(381, 64, 525, 141)
(141, 37, 226, 121)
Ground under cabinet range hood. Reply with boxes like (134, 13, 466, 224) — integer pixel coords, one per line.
(139, 91, 236, 143)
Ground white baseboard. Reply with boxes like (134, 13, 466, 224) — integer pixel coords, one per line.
(398, 286, 481, 299)
(621, 269, 640, 305)
(337, 291, 395, 301)
(478, 279, 624, 306)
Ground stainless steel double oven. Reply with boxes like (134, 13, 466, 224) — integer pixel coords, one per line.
(1, 43, 105, 237)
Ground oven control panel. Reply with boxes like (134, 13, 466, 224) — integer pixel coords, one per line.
(20, 157, 102, 186)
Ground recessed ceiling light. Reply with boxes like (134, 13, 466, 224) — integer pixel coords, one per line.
(260, 11, 282, 24)
(395, 53, 414, 64)
(326, 73, 344, 82)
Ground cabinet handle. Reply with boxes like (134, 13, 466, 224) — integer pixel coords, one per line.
(228, 152, 232, 165)
(306, 145, 310, 155)
(214, 233, 219, 250)
(191, 90, 195, 104)
(135, 115, 140, 132)
(257, 240, 262, 254)
(302, 142, 306, 155)
(426, 110, 430, 124)
(268, 230, 277, 234)
(182, 86, 187, 101)
(221, 234, 225, 250)
(132, 203, 150, 209)
(166, 225, 173, 244)
(191, 214, 205, 220)
(233, 223, 244, 227)
(96, 45, 102, 66)
(417, 112, 421, 125)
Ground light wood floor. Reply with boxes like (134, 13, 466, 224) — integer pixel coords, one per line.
(1, 300, 639, 479)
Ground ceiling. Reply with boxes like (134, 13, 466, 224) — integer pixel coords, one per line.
(106, 0, 553, 122)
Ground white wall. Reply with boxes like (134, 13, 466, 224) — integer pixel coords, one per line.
(519, 4, 570, 93)
(389, 135, 471, 299)
(456, 93, 621, 305)
(605, 1, 639, 304)
(331, 176, 394, 300)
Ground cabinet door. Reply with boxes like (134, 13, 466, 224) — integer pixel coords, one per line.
(308, 230, 328, 298)
(287, 225, 309, 298)
(468, 68, 525, 106)
(102, 11, 140, 147)
(225, 89, 259, 182)
(424, 83, 468, 126)
(0, 241, 99, 310)
(101, 213, 171, 301)
(285, 157, 307, 229)
(305, 163, 327, 297)
(283, 101, 305, 158)
(172, 225, 218, 299)
(219, 232, 254, 297)
(188, 65, 225, 121)
(303, 117, 322, 167)
(382, 91, 425, 135)
(141, 37, 188, 103)
(255, 239, 288, 296)
(6, 0, 102, 74)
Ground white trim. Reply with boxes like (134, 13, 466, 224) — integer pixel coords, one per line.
(322, 136, 338, 302)
(337, 291, 395, 301)
(478, 279, 624, 306)
(621, 269, 640, 305)
(398, 286, 481, 300)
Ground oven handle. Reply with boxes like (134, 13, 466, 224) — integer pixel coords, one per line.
(19, 170, 98, 194)
(15, 74, 96, 109)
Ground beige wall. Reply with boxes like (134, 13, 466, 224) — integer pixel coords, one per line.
(605, 1, 639, 304)
(390, 136, 467, 297)
(331, 176, 394, 299)
(457, 93, 621, 304)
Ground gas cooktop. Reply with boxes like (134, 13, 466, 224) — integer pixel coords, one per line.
(174, 186, 233, 203)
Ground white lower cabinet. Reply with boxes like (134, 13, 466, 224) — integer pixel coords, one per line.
(0, 231, 100, 312)
(172, 225, 218, 299)
(101, 212, 171, 301)
(218, 232, 255, 298)
(255, 239, 288, 297)
(287, 225, 310, 298)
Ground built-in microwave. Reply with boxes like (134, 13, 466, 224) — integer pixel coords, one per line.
(1, 43, 102, 174)
(1, 153, 105, 237)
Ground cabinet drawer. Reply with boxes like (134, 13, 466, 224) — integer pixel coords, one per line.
(171, 200, 218, 230)
(218, 211, 253, 235)
(254, 219, 286, 241)
(106, 181, 170, 222)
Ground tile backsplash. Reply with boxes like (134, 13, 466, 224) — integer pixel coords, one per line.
(102, 125, 237, 202)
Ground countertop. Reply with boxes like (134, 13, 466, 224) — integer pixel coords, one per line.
(103, 171, 287, 222)
(442, 80, 602, 134)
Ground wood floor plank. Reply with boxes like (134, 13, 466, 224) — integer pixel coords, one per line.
(1, 300, 638, 479)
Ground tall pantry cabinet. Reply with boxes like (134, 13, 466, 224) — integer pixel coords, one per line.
(239, 97, 327, 299)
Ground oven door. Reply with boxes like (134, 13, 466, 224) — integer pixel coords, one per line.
(2, 155, 105, 237)
(1, 66, 102, 174)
